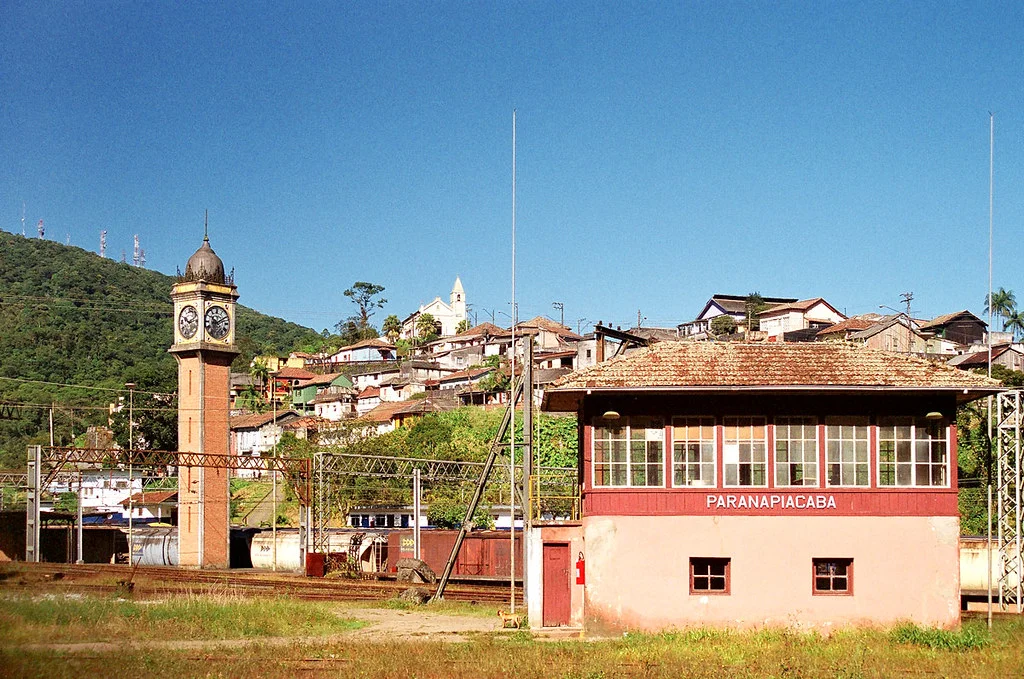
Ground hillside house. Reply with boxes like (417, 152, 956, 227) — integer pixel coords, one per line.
(919, 311, 987, 346)
(948, 344, 1024, 372)
(677, 294, 798, 338)
(312, 389, 359, 421)
(230, 411, 302, 477)
(532, 341, 1000, 631)
(291, 373, 354, 413)
(847, 316, 930, 354)
(329, 338, 396, 363)
(120, 491, 177, 523)
(758, 298, 846, 339)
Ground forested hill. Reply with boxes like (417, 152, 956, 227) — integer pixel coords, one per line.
(0, 230, 320, 467)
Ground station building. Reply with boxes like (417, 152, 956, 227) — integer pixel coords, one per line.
(531, 341, 1001, 631)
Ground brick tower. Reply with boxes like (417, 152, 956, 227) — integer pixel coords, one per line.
(170, 232, 239, 568)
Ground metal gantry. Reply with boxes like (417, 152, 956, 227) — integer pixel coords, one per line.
(996, 390, 1024, 611)
(24, 445, 313, 563)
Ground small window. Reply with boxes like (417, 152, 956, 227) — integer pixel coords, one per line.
(690, 557, 730, 594)
(812, 558, 853, 595)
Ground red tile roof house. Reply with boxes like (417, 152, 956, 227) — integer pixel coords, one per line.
(532, 341, 1000, 632)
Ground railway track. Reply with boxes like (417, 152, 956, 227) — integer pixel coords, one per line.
(1, 563, 522, 604)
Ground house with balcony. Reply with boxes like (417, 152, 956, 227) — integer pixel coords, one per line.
(531, 341, 1000, 631)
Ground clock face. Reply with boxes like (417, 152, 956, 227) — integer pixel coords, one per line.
(204, 305, 230, 340)
(178, 305, 199, 340)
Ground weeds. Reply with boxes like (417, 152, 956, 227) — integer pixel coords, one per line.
(889, 622, 990, 650)
(0, 591, 363, 645)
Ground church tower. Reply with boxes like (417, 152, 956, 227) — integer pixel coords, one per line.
(450, 276, 466, 323)
(169, 231, 239, 568)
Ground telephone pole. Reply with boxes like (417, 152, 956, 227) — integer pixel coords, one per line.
(552, 302, 564, 327)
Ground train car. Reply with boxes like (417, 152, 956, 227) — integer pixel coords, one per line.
(960, 536, 1020, 598)
(126, 526, 257, 568)
(250, 528, 389, 573)
(386, 529, 522, 579)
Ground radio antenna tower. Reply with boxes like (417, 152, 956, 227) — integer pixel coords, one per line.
(139, 248, 146, 268)
(120, 249, 127, 263)
(100, 230, 107, 257)
(65, 233, 70, 245)
(21, 202, 25, 236)
(37, 219, 44, 239)
(132, 234, 140, 266)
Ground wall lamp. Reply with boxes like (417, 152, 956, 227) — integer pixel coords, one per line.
(924, 411, 944, 421)
(601, 410, 621, 421)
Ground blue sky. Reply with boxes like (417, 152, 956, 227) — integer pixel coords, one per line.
(2, 2, 1023, 333)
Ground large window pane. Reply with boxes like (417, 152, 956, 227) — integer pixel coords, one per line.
(673, 417, 716, 486)
(775, 417, 819, 487)
(723, 417, 766, 487)
(825, 417, 869, 487)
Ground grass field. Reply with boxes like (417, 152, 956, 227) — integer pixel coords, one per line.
(2, 591, 1024, 678)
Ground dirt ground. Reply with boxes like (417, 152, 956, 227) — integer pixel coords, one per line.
(16, 606, 518, 654)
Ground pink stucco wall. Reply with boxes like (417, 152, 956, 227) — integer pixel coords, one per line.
(582, 515, 960, 632)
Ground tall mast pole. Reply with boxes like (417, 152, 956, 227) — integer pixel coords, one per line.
(987, 112, 994, 628)
(510, 109, 517, 615)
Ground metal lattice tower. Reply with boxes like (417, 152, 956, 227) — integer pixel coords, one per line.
(996, 390, 1023, 611)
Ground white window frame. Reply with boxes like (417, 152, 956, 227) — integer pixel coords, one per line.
(722, 416, 768, 487)
(774, 417, 820, 487)
(671, 416, 717, 487)
(877, 417, 950, 488)
(825, 417, 870, 487)
(591, 417, 665, 488)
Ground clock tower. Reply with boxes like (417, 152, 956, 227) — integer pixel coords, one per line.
(170, 231, 239, 568)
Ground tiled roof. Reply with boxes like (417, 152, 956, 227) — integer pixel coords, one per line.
(295, 373, 344, 388)
(949, 345, 1017, 368)
(544, 341, 1001, 410)
(121, 491, 177, 506)
(230, 411, 300, 430)
(457, 322, 508, 337)
(439, 367, 492, 383)
(920, 310, 986, 330)
(275, 367, 316, 380)
(817, 317, 880, 336)
(703, 295, 798, 316)
(759, 297, 835, 316)
(340, 338, 395, 351)
(357, 386, 380, 399)
(311, 390, 354, 404)
(517, 316, 582, 340)
(360, 400, 412, 423)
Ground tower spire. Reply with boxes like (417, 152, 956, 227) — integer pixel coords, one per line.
(204, 209, 209, 241)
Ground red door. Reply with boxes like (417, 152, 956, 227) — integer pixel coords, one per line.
(542, 543, 571, 627)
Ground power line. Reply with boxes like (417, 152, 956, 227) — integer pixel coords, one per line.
(0, 376, 174, 397)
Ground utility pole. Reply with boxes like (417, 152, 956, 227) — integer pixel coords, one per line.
(552, 302, 564, 328)
(576, 318, 588, 335)
(125, 383, 135, 564)
(900, 292, 913, 353)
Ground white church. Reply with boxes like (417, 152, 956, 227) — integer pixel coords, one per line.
(400, 277, 467, 339)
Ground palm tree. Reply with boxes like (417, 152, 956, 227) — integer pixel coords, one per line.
(984, 287, 1016, 324)
(381, 314, 401, 342)
(1006, 310, 1024, 341)
(416, 313, 439, 343)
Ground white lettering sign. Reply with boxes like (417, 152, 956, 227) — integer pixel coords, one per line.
(705, 494, 837, 510)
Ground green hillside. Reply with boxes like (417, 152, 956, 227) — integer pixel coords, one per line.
(0, 230, 320, 468)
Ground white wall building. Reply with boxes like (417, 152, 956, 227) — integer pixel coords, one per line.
(401, 277, 467, 339)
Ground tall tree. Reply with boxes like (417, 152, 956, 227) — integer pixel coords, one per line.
(456, 319, 471, 334)
(343, 282, 387, 333)
(381, 314, 402, 342)
(1006, 310, 1024, 340)
(416, 313, 439, 343)
(983, 287, 1016, 325)
(744, 292, 767, 332)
